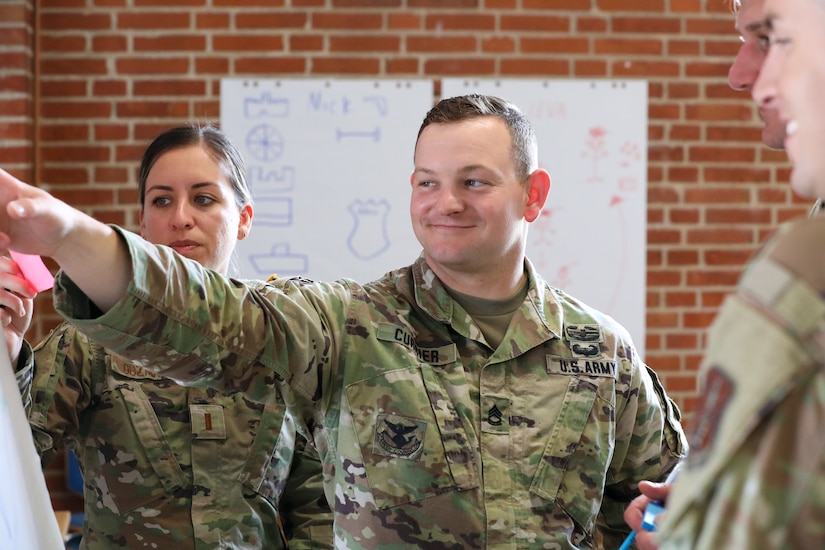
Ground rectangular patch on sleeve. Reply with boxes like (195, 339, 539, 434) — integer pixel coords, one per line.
(546, 356, 617, 378)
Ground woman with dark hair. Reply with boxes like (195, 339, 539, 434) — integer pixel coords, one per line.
(2, 125, 331, 549)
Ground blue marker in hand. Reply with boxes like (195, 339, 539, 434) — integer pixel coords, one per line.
(619, 462, 683, 550)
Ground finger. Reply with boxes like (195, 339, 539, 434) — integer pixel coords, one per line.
(0, 308, 14, 327)
(638, 480, 671, 500)
(0, 288, 28, 318)
(0, 270, 37, 299)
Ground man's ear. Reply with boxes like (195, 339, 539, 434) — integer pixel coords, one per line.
(524, 168, 551, 223)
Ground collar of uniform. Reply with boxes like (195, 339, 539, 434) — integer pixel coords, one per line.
(409, 255, 560, 341)
(410, 254, 456, 323)
(522, 257, 562, 342)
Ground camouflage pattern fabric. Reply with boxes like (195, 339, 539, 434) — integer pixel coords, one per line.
(54, 227, 686, 550)
(17, 276, 332, 549)
(660, 221, 825, 549)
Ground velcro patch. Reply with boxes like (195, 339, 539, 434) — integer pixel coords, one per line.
(376, 324, 457, 365)
(373, 413, 427, 460)
(564, 323, 603, 343)
(688, 366, 733, 460)
(110, 356, 162, 381)
(546, 356, 617, 378)
(190, 404, 227, 440)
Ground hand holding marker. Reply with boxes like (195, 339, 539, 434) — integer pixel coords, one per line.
(618, 462, 683, 550)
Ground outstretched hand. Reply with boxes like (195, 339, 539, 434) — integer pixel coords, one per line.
(0, 168, 128, 312)
(0, 168, 83, 261)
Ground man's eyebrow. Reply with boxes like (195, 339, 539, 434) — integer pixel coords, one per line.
(761, 13, 776, 32)
(744, 19, 768, 32)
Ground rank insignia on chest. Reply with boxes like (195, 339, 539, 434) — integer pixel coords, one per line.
(481, 395, 510, 433)
(373, 413, 427, 460)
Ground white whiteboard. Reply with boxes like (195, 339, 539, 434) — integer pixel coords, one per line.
(220, 79, 433, 284)
(443, 79, 648, 350)
(0, 336, 63, 549)
(221, 78, 647, 353)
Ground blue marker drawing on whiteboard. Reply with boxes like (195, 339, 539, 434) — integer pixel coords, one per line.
(250, 244, 308, 276)
(249, 165, 296, 195)
(255, 197, 293, 227)
(348, 200, 391, 260)
(336, 127, 381, 142)
(246, 124, 285, 162)
(244, 92, 289, 119)
(363, 95, 389, 116)
(309, 91, 351, 115)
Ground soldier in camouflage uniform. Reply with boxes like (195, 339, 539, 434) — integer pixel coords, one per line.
(635, 0, 825, 546)
(656, 218, 825, 549)
(2, 126, 332, 549)
(0, 95, 686, 549)
(622, 0, 793, 547)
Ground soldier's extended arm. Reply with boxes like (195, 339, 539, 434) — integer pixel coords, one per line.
(0, 168, 130, 313)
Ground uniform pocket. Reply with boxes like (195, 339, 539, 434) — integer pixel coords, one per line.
(81, 383, 187, 514)
(238, 397, 290, 502)
(530, 376, 615, 534)
(345, 364, 479, 509)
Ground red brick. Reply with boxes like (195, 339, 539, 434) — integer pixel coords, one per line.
(333, 0, 401, 5)
(41, 12, 111, 31)
(424, 14, 496, 30)
(311, 57, 381, 74)
(424, 58, 495, 75)
(521, 37, 589, 54)
(117, 13, 191, 30)
(116, 101, 190, 118)
(501, 15, 570, 32)
(135, 35, 208, 52)
(115, 57, 191, 75)
(501, 58, 570, 76)
(133, 79, 207, 96)
(408, 36, 477, 53)
(595, 38, 663, 55)
(312, 12, 383, 29)
(236, 13, 307, 29)
(330, 35, 400, 52)
(234, 56, 306, 73)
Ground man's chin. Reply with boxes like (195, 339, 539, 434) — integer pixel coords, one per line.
(762, 126, 787, 151)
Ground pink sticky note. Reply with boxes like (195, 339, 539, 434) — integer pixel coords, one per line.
(10, 250, 55, 292)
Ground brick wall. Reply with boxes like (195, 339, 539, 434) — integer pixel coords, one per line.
(2, 0, 804, 512)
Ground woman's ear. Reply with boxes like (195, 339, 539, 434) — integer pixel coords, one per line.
(238, 204, 253, 240)
(138, 209, 146, 238)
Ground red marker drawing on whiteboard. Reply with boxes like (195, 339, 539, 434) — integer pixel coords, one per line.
(9, 250, 54, 292)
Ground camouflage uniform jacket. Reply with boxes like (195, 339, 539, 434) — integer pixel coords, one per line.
(660, 224, 825, 549)
(54, 227, 686, 550)
(16, 277, 333, 549)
